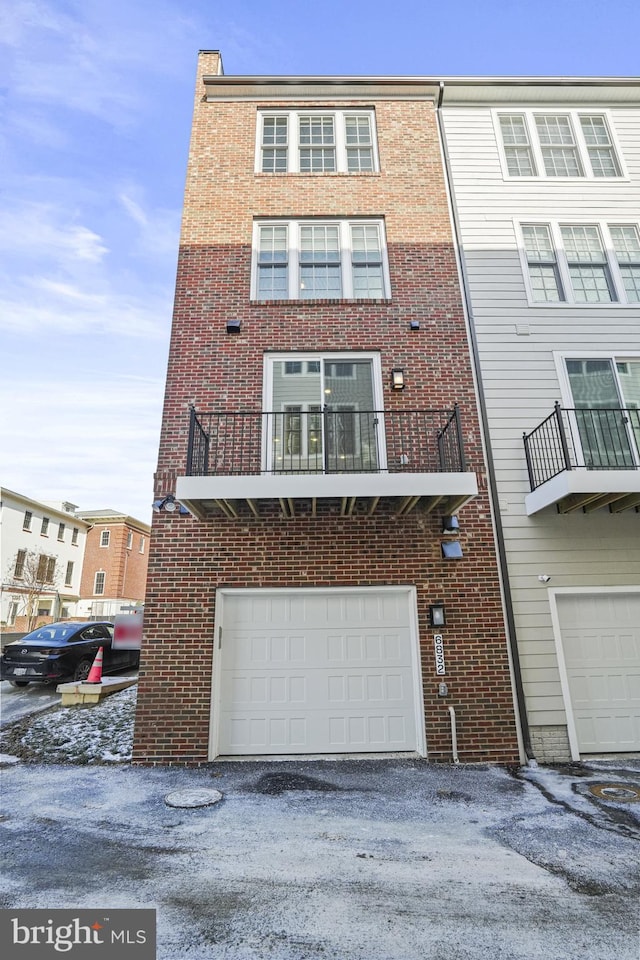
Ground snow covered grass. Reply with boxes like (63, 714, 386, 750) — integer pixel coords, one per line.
(0, 685, 136, 764)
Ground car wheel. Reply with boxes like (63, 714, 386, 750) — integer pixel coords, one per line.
(9, 680, 29, 688)
(73, 659, 93, 682)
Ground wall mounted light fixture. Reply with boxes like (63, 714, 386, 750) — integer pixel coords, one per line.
(442, 515, 460, 533)
(391, 368, 405, 390)
(429, 602, 447, 627)
(152, 494, 190, 516)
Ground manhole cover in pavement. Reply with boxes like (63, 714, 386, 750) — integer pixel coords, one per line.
(587, 782, 640, 803)
(164, 789, 223, 808)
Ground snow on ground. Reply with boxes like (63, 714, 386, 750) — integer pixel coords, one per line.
(0, 685, 136, 763)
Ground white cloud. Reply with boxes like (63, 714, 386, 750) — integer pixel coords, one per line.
(0, 202, 108, 264)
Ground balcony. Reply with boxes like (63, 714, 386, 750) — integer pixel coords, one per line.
(176, 406, 478, 519)
(523, 403, 640, 515)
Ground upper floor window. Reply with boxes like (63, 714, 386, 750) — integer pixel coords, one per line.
(94, 571, 106, 595)
(519, 221, 640, 305)
(257, 110, 378, 174)
(100, 530, 110, 547)
(126, 530, 133, 550)
(65, 561, 74, 586)
(252, 219, 390, 301)
(139, 536, 145, 554)
(71, 527, 79, 545)
(14, 549, 27, 579)
(37, 554, 56, 583)
(57, 522, 65, 541)
(23, 510, 32, 531)
(497, 111, 623, 180)
(41, 517, 49, 536)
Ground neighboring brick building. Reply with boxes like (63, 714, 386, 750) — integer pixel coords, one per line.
(77, 510, 150, 619)
(133, 52, 522, 765)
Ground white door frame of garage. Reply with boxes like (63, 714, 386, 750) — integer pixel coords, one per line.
(208, 585, 427, 760)
(549, 585, 640, 761)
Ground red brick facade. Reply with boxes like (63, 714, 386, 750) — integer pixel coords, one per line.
(79, 518, 150, 604)
(133, 53, 521, 764)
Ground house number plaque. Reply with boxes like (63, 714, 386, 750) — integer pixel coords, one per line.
(434, 634, 446, 675)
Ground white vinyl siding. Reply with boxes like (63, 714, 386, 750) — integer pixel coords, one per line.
(253, 220, 389, 301)
(257, 110, 378, 174)
(495, 109, 625, 180)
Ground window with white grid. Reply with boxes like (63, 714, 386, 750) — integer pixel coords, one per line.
(258, 110, 378, 174)
(518, 221, 640, 305)
(253, 220, 389, 300)
(609, 226, 640, 302)
(521, 225, 563, 302)
(497, 110, 623, 179)
(560, 225, 614, 303)
(94, 571, 105, 595)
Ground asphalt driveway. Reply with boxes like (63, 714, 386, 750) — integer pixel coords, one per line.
(1, 756, 639, 959)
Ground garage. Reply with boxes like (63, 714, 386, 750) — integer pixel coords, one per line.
(211, 587, 424, 758)
(557, 592, 640, 754)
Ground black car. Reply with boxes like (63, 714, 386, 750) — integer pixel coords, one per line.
(0, 621, 140, 687)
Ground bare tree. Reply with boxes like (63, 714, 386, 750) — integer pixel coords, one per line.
(4, 549, 62, 630)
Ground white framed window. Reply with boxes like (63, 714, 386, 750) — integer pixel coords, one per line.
(126, 530, 133, 550)
(495, 110, 624, 180)
(65, 561, 74, 586)
(139, 536, 145, 554)
(100, 530, 110, 547)
(58, 522, 65, 541)
(517, 221, 640, 305)
(257, 109, 379, 174)
(252, 219, 390, 301)
(263, 352, 385, 474)
(41, 517, 49, 536)
(72, 527, 79, 545)
(23, 510, 32, 531)
(94, 571, 106, 595)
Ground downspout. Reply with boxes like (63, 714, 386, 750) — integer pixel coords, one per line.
(436, 82, 534, 762)
(448, 705, 460, 764)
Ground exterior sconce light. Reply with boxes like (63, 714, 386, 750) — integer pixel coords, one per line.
(226, 319, 241, 334)
(441, 540, 463, 559)
(429, 602, 447, 627)
(152, 494, 189, 516)
(409, 320, 420, 331)
(391, 368, 405, 390)
(442, 515, 460, 533)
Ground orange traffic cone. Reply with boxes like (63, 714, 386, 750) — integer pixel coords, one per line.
(86, 647, 104, 684)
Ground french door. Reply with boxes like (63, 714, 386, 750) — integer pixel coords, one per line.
(267, 356, 383, 473)
(566, 358, 640, 468)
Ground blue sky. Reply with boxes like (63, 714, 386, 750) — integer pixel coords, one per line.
(1, 0, 639, 523)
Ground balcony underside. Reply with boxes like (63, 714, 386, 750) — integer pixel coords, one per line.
(525, 469, 640, 516)
(177, 472, 478, 521)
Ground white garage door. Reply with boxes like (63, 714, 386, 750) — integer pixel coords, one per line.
(558, 593, 640, 753)
(213, 588, 422, 757)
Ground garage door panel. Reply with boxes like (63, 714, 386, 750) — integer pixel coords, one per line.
(558, 593, 640, 753)
(216, 589, 420, 756)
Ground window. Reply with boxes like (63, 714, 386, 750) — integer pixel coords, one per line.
(519, 221, 639, 304)
(100, 530, 110, 547)
(41, 517, 49, 536)
(253, 220, 389, 301)
(37, 555, 55, 583)
(23, 511, 32, 531)
(257, 110, 378, 174)
(266, 353, 383, 473)
(609, 226, 640, 302)
(139, 536, 145, 554)
(94, 571, 106, 595)
(58, 522, 65, 541)
(126, 530, 133, 550)
(65, 561, 74, 586)
(497, 111, 623, 179)
(8, 602, 18, 626)
(71, 527, 79, 545)
(14, 549, 26, 579)
(562, 356, 640, 468)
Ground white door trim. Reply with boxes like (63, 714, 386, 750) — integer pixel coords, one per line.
(548, 585, 640, 760)
(208, 585, 426, 760)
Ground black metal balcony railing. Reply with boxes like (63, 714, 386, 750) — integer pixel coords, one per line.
(186, 406, 467, 477)
(523, 403, 640, 490)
